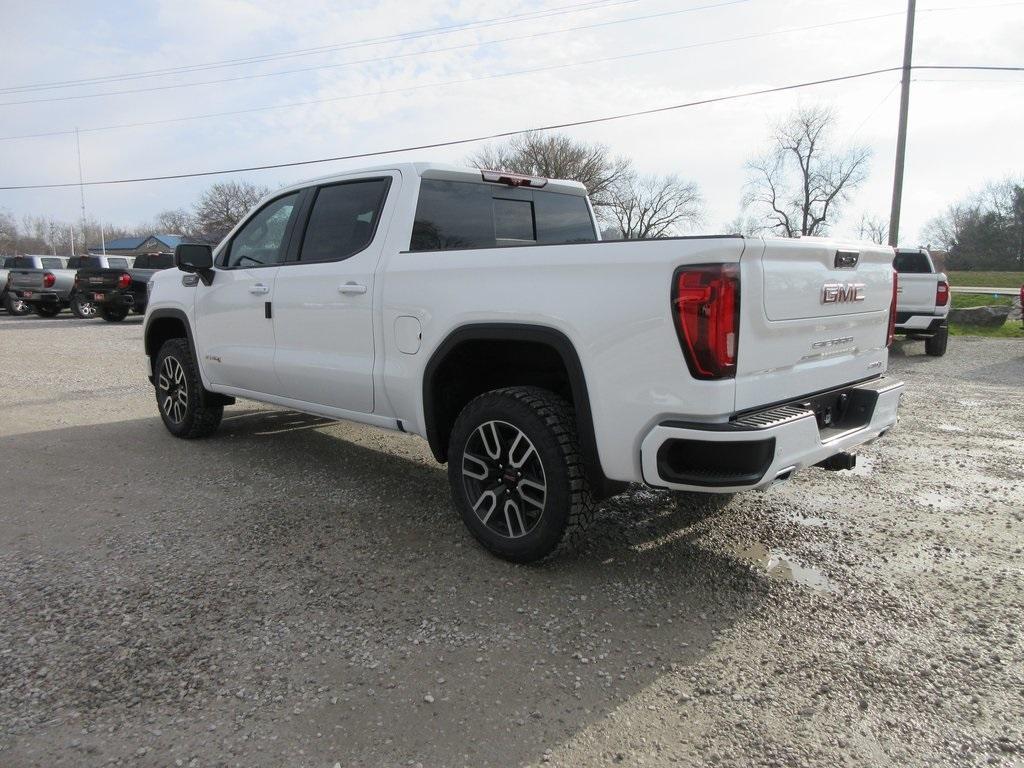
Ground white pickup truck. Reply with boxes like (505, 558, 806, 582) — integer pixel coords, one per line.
(144, 162, 903, 562)
(893, 248, 949, 356)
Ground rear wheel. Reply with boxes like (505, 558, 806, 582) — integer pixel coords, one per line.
(154, 338, 223, 438)
(34, 304, 61, 317)
(448, 386, 594, 563)
(70, 293, 98, 319)
(4, 293, 33, 316)
(925, 325, 948, 357)
(100, 306, 129, 322)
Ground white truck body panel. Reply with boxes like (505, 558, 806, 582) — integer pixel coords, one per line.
(146, 162, 903, 494)
(893, 248, 949, 331)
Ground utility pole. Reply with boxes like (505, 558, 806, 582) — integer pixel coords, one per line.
(75, 127, 87, 253)
(888, 0, 916, 248)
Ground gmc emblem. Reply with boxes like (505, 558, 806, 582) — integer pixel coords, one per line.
(821, 282, 866, 304)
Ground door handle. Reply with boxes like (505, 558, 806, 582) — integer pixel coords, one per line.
(249, 283, 270, 295)
(338, 282, 367, 295)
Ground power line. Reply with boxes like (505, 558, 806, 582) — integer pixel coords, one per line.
(0, 0, 643, 94)
(0, 0, 749, 107)
(0, 65, 1017, 191)
(0, 67, 910, 191)
(0, 9, 914, 141)
(7, 0, 1019, 98)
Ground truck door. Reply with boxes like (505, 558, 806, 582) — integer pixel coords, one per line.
(195, 191, 301, 394)
(271, 175, 396, 414)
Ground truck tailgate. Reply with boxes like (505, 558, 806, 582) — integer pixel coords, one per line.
(735, 238, 894, 411)
(896, 272, 938, 314)
(78, 269, 123, 290)
(9, 271, 44, 290)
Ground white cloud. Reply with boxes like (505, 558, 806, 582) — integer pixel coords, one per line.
(0, 0, 1021, 244)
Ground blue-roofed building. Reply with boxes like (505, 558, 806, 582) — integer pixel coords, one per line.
(88, 233, 205, 256)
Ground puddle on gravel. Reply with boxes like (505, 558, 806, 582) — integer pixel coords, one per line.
(735, 543, 833, 592)
(784, 510, 827, 527)
(848, 455, 875, 476)
(915, 492, 958, 511)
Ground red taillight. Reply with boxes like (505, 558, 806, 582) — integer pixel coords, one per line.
(936, 280, 949, 307)
(887, 269, 898, 347)
(117, 273, 131, 289)
(672, 264, 740, 380)
(42, 272, 56, 288)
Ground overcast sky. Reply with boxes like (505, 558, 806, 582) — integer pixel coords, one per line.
(0, 0, 1021, 245)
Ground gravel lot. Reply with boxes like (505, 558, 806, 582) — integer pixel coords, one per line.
(1, 315, 1022, 768)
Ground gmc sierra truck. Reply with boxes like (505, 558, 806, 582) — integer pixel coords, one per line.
(75, 251, 175, 321)
(893, 248, 949, 356)
(2, 255, 66, 315)
(9, 254, 133, 318)
(144, 163, 904, 562)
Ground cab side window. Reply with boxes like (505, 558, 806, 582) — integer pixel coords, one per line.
(225, 193, 299, 268)
(298, 179, 390, 263)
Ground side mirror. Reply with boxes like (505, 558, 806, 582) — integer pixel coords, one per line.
(174, 244, 214, 285)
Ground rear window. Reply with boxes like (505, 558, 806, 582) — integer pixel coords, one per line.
(893, 251, 932, 274)
(2, 257, 17, 268)
(149, 254, 175, 269)
(409, 179, 596, 252)
(108, 257, 129, 268)
(41, 257, 64, 269)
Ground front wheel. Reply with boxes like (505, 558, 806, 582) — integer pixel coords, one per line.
(154, 338, 223, 438)
(4, 293, 33, 316)
(448, 386, 595, 563)
(70, 293, 98, 319)
(99, 306, 129, 322)
(925, 325, 948, 357)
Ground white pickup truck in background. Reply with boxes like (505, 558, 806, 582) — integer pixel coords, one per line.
(144, 162, 904, 562)
(893, 248, 950, 356)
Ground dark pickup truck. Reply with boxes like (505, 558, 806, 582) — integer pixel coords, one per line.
(75, 252, 175, 321)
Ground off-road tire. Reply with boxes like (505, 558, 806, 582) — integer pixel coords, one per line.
(70, 292, 98, 319)
(448, 386, 595, 563)
(925, 325, 948, 357)
(154, 338, 223, 439)
(100, 306, 129, 322)
(33, 304, 61, 317)
(4, 293, 33, 316)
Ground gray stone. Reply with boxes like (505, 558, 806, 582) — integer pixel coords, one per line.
(947, 305, 1012, 327)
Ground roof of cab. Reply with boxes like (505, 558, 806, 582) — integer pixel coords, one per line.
(282, 162, 589, 197)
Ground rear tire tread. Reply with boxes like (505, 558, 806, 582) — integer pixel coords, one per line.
(454, 386, 595, 560)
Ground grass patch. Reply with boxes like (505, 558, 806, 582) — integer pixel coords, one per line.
(947, 271, 1024, 288)
(951, 293, 1015, 309)
(949, 322, 1024, 339)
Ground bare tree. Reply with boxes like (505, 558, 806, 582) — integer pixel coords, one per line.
(744, 106, 870, 237)
(722, 213, 763, 236)
(194, 181, 269, 242)
(608, 173, 704, 239)
(0, 210, 18, 254)
(857, 213, 889, 245)
(468, 131, 633, 214)
(154, 208, 197, 236)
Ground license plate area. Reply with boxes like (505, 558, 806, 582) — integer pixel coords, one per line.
(798, 385, 878, 440)
(94, 293, 105, 301)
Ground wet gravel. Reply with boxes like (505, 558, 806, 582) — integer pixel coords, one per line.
(1, 315, 1022, 767)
